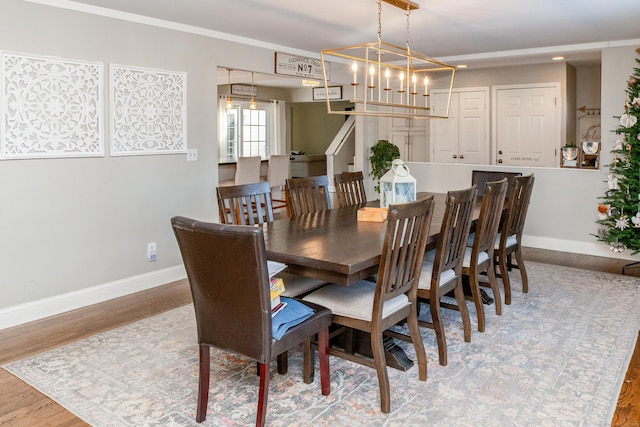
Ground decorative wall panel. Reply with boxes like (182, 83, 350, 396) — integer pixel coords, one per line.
(1, 52, 103, 159)
(110, 65, 186, 156)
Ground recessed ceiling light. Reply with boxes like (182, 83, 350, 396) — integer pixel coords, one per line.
(552, 56, 565, 61)
(456, 64, 468, 69)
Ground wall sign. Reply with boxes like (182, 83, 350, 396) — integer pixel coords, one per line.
(275, 52, 329, 80)
(313, 86, 342, 101)
(231, 84, 257, 96)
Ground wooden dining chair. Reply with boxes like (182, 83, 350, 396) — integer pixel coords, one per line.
(235, 156, 262, 185)
(471, 170, 522, 198)
(334, 171, 367, 208)
(494, 174, 535, 305)
(171, 217, 331, 426)
(267, 154, 291, 215)
(303, 198, 434, 413)
(417, 186, 476, 366)
(462, 178, 508, 332)
(216, 181, 328, 298)
(286, 175, 331, 216)
(217, 182, 274, 225)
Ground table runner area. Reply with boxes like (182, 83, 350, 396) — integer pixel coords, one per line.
(4, 262, 640, 426)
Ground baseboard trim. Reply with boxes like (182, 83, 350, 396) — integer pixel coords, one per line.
(0, 266, 186, 330)
(522, 235, 638, 261)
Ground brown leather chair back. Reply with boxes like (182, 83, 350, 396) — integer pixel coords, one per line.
(334, 171, 367, 208)
(171, 216, 272, 363)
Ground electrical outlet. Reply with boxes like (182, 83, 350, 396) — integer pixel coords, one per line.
(187, 149, 198, 161)
(147, 242, 157, 262)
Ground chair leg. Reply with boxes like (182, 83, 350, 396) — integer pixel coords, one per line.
(486, 262, 502, 316)
(318, 328, 330, 396)
(429, 297, 448, 366)
(277, 351, 288, 375)
(303, 338, 315, 384)
(515, 249, 529, 293)
(256, 362, 269, 427)
(407, 305, 427, 382)
(453, 279, 471, 343)
(371, 327, 390, 413)
(468, 268, 485, 333)
(196, 345, 210, 423)
(497, 254, 512, 305)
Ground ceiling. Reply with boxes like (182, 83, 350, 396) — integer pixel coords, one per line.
(62, 0, 640, 87)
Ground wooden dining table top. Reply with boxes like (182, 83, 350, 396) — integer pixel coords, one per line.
(262, 192, 482, 286)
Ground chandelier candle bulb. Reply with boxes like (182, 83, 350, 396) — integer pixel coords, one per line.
(352, 61, 358, 84)
(423, 77, 429, 95)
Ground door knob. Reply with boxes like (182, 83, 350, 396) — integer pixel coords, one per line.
(498, 150, 503, 155)
(459, 155, 464, 159)
(453, 154, 457, 159)
(498, 159, 503, 164)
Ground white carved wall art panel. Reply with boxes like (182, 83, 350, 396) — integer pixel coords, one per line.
(1, 52, 104, 159)
(110, 65, 187, 156)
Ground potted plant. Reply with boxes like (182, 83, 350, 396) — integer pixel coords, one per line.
(370, 139, 400, 193)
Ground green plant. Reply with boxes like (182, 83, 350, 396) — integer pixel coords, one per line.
(370, 139, 400, 193)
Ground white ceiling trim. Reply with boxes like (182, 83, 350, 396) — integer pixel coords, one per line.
(23, 0, 322, 59)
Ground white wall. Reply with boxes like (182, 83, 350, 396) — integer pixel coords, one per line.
(404, 44, 639, 263)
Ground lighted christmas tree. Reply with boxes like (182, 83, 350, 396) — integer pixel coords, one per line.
(596, 55, 640, 253)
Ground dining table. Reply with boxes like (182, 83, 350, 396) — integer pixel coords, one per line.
(261, 192, 484, 371)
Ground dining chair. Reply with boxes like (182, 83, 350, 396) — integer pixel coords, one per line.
(286, 175, 331, 216)
(216, 181, 329, 375)
(216, 181, 328, 298)
(471, 170, 522, 199)
(334, 171, 367, 208)
(217, 182, 274, 226)
(171, 217, 331, 426)
(303, 198, 434, 413)
(267, 154, 291, 215)
(417, 186, 476, 366)
(462, 178, 508, 332)
(494, 174, 535, 305)
(235, 156, 262, 185)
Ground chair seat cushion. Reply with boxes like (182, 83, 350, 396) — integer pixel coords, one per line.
(278, 270, 327, 297)
(302, 280, 409, 322)
(495, 233, 517, 250)
(462, 247, 489, 268)
(466, 232, 475, 247)
(418, 261, 456, 291)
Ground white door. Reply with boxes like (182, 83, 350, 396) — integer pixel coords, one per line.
(431, 92, 459, 163)
(431, 89, 488, 164)
(457, 91, 488, 164)
(494, 85, 559, 167)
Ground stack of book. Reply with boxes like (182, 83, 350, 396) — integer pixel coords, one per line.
(270, 277, 286, 317)
(268, 260, 287, 317)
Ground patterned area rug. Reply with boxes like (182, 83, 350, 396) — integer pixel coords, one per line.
(4, 262, 640, 426)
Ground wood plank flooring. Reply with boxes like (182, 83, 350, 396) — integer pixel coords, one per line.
(0, 254, 639, 426)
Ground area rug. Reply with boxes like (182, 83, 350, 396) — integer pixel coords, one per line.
(4, 262, 640, 426)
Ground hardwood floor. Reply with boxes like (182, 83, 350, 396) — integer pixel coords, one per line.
(0, 253, 639, 426)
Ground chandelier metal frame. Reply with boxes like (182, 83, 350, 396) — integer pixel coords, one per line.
(320, 0, 455, 120)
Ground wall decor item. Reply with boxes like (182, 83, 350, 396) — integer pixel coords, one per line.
(312, 86, 342, 101)
(1, 52, 104, 159)
(110, 64, 186, 156)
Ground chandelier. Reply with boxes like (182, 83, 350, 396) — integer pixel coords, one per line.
(320, 0, 455, 120)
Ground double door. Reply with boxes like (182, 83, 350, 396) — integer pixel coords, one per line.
(430, 88, 489, 164)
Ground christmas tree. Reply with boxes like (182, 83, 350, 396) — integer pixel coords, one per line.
(596, 55, 640, 253)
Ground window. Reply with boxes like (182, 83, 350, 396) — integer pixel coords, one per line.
(220, 99, 270, 160)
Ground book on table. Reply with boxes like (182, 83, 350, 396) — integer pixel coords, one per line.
(270, 277, 286, 311)
(267, 260, 287, 278)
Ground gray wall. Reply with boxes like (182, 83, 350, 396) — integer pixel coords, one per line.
(0, 0, 223, 313)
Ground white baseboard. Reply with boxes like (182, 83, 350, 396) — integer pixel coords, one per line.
(523, 235, 638, 261)
(0, 265, 186, 330)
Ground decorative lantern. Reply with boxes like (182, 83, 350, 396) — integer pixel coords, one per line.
(380, 159, 416, 208)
